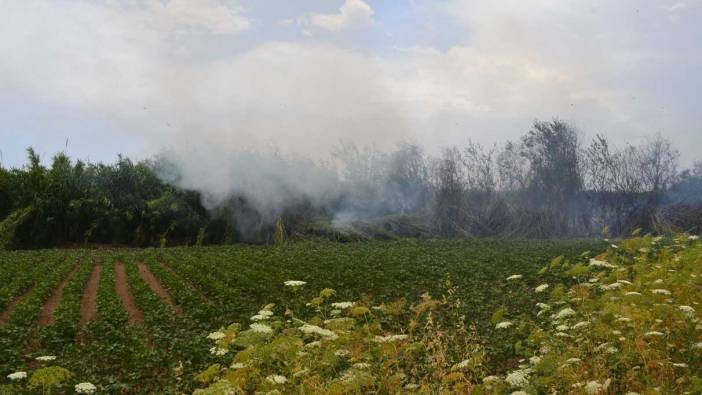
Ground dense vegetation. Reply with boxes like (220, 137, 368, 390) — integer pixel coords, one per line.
(2, 121, 701, 249)
(0, 239, 603, 394)
(189, 233, 702, 394)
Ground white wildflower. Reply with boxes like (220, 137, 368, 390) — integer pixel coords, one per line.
(266, 375, 288, 385)
(566, 358, 581, 364)
(572, 321, 589, 330)
(331, 302, 355, 309)
(250, 323, 273, 334)
(689, 235, 699, 241)
(496, 321, 513, 329)
(585, 380, 604, 394)
(589, 259, 617, 269)
(299, 324, 337, 339)
(535, 284, 549, 293)
(305, 341, 322, 348)
(601, 282, 623, 291)
(284, 280, 306, 287)
(207, 331, 226, 340)
(645, 331, 664, 337)
(556, 324, 569, 331)
(693, 342, 702, 350)
(529, 356, 542, 365)
(511, 391, 528, 395)
(334, 349, 351, 357)
(625, 292, 642, 296)
(504, 368, 531, 387)
(75, 382, 97, 394)
(373, 334, 409, 343)
(353, 363, 370, 369)
(617, 279, 632, 285)
(506, 274, 523, 281)
(35, 355, 56, 361)
(230, 362, 247, 369)
(651, 289, 671, 295)
(7, 371, 26, 380)
(679, 305, 696, 318)
(673, 362, 688, 368)
(554, 307, 576, 320)
(209, 346, 228, 356)
(404, 383, 419, 390)
(536, 303, 550, 310)
(250, 314, 269, 321)
(293, 369, 309, 377)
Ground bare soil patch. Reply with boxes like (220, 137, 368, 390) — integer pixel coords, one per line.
(37, 262, 81, 326)
(0, 287, 34, 326)
(79, 264, 102, 325)
(114, 263, 144, 326)
(137, 262, 182, 314)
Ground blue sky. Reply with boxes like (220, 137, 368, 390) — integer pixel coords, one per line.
(1, 0, 701, 168)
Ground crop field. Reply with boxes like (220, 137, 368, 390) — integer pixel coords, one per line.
(0, 239, 604, 394)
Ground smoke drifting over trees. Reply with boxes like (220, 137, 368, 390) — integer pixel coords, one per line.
(1, 119, 700, 248)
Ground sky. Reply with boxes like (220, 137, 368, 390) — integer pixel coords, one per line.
(1, 0, 701, 168)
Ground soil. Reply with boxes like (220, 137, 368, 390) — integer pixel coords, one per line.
(114, 262, 144, 326)
(137, 262, 182, 314)
(79, 264, 102, 325)
(37, 262, 81, 326)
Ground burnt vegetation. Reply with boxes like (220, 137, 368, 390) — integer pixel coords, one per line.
(1, 119, 700, 248)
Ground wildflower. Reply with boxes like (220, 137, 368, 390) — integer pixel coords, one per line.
(673, 362, 688, 368)
(554, 307, 576, 320)
(35, 355, 56, 361)
(207, 331, 225, 340)
(585, 381, 604, 394)
(505, 368, 531, 387)
(7, 371, 26, 380)
(483, 375, 500, 383)
(249, 323, 273, 334)
(75, 382, 97, 394)
(404, 383, 419, 390)
(266, 375, 288, 385)
(645, 331, 664, 337)
(454, 359, 471, 369)
(679, 305, 696, 318)
(601, 282, 623, 291)
(566, 357, 581, 364)
(331, 301, 355, 309)
(689, 235, 699, 241)
(334, 349, 350, 357)
(373, 334, 409, 343)
(284, 280, 306, 287)
(536, 303, 550, 310)
(496, 321, 513, 329)
(572, 321, 589, 330)
(305, 340, 322, 348)
(209, 346, 228, 356)
(506, 274, 523, 281)
(529, 355, 542, 365)
(625, 292, 641, 296)
(250, 314, 269, 321)
(589, 259, 617, 269)
(511, 391, 528, 395)
(230, 362, 247, 369)
(617, 279, 632, 285)
(535, 284, 549, 293)
(353, 363, 370, 369)
(556, 324, 569, 331)
(299, 324, 337, 339)
(611, 244, 619, 249)
(651, 289, 671, 295)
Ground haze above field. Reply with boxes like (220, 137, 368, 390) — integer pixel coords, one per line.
(1, 0, 701, 168)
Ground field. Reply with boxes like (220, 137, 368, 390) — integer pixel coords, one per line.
(0, 239, 604, 394)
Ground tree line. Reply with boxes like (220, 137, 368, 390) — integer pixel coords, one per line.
(1, 119, 700, 248)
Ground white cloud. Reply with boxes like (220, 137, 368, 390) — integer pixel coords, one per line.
(302, 0, 375, 32)
(151, 0, 250, 34)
